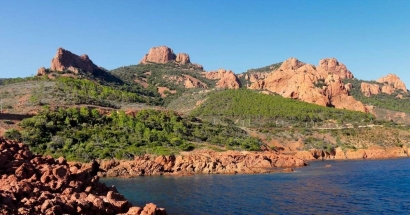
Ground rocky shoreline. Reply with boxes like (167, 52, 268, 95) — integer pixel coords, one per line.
(294, 146, 409, 161)
(93, 146, 410, 178)
(94, 149, 308, 178)
(0, 137, 167, 215)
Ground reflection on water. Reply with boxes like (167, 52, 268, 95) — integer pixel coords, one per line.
(102, 159, 410, 215)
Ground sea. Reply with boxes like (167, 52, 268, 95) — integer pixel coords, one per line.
(102, 158, 410, 215)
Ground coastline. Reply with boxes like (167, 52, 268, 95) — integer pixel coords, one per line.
(89, 146, 409, 178)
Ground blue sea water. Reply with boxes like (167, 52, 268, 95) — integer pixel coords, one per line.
(102, 158, 410, 215)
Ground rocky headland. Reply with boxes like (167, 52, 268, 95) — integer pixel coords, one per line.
(0, 137, 167, 215)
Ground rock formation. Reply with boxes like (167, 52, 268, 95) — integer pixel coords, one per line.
(50, 48, 99, 74)
(140, 46, 194, 66)
(176, 53, 190, 65)
(140, 46, 176, 64)
(98, 149, 307, 177)
(359, 74, 408, 97)
(205, 69, 241, 89)
(0, 137, 167, 215)
(317, 58, 354, 79)
(294, 146, 408, 160)
(361, 82, 381, 97)
(377, 74, 408, 94)
(36, 67, 47, 76)
(247, 57, 367, 112)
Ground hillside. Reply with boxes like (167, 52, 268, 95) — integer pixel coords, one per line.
(191, 89, 374, 128)
(7, 107, 261, 161)
(2, 45, 410, 162)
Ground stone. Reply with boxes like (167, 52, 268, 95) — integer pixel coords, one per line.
(377, 74, 407, 93)
(51, 48, 99, 74)
(176, 53, 190, 65)
(246, 57, 368, 112)
(140, 46, 177, 64)
(205, 69, 241, 89)
(361, 82, 381, 97)
(36, 67, 47, 76)
(0, 137, 166, 214)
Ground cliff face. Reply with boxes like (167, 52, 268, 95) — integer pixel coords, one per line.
(246, 58, 368, 112)
(50, 48, 100, 74)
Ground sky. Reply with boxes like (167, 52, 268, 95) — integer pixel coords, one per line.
(1, 1, 409, 87)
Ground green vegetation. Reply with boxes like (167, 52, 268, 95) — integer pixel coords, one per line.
(238, 62, 282, 87)
(344, 78, 410, 113)
(54, 77, 150, 108)
(191, 89, 374, 127)
(16, 107, 261, 161)
(111, 63, 216, 105)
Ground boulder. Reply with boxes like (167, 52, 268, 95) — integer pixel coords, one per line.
(0, 137, 166, 214)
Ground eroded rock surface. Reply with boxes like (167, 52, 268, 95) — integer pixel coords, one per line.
(247, 57, 367, 112)
(0, 137, 167, 215)
(140, 46, 195, 66)
(294, 146, 408, 160)
(205, 69, 241, 89)
(50, 48, 99, 74)
(99, 149, 307, 177)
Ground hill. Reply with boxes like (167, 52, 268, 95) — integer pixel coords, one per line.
(9, 107, 261, 161)
(190, 89, 374, 128)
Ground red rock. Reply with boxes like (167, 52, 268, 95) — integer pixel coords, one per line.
(107, 191, 129, 213)
(15, 163, 34, 180)
(377, 74, 407, 93)
(52, 165, 69, 180)
(36, 67, 47, 76)
(51, 48, 99, 74)
(176, 53, 190, 65)
(140, 46, 176, 64)
(247, 57, 368, 112)
(361, 82, 381, 97)
(205, 69, 241, 89)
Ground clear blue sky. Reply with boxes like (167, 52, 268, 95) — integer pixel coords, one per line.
(1, 1, 409, 88)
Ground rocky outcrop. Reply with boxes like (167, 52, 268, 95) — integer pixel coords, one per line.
(36, 67, 47, 76)
(359, 74, 407, 97)
(0, 137, 166, 215)
(140, 46, 176, 64)
(176, 53, 190, 65)
(247, 58, 368, 112)
(361, 82, 381, 97)
(294, 146, 408, 160)
(317, 58, 354, 79)
(99, 149, 307, 177)
(140, 46, 194, 66)
(50, 48, 99, 74)
(205, 69, 241, 89)
(184, 75, 208, 89)
(377, 74, 407, 93)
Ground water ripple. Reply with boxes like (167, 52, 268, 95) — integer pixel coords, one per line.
(102, 158, 410, 214)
